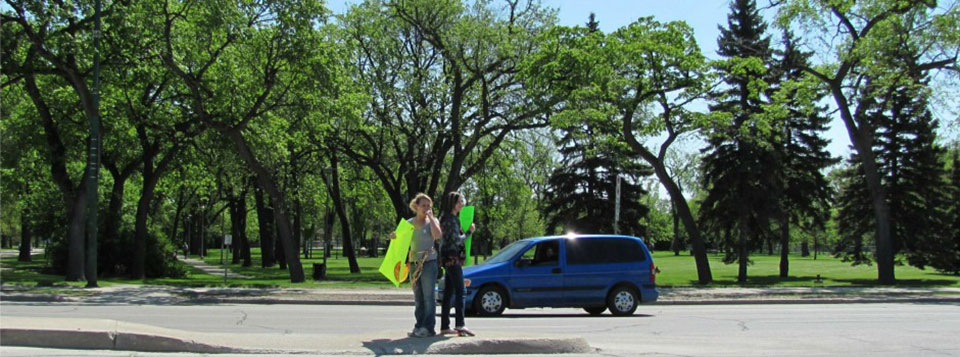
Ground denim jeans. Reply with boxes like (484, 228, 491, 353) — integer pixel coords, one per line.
(412, 259, 438, 333)
(440, 264, 465, 330)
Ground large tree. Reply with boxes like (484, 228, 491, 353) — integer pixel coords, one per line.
(522, 17, 715, 283)
(768, 31, 837, 278)
(335, 0, 555, 220)
(150, 0, 344, 282)
(777, 0, 960, 283)
(700, 0, 778, 283)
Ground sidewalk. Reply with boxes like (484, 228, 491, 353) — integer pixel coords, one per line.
(3, 284, 959, 306)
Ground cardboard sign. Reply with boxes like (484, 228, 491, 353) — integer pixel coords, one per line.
(459, 206, 475, 266)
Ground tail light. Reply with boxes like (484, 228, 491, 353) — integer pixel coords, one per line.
(649, 263, 657, 283)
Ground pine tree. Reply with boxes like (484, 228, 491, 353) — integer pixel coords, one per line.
(543, 122, 652, 237)
(700, 0, 776, 282)
(770, 30, 837, 277)
(938, 150, 960, 274)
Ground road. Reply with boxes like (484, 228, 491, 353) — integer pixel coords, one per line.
(2, 302, 959, 356)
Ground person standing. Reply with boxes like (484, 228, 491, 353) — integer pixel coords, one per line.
(391, 193, 442, 338)
(439, 192, 476, 336)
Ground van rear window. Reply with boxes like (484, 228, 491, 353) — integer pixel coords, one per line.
(566, 238, 646, 265)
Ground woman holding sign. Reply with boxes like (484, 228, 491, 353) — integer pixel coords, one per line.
(391, 193, 442, 338)
(439, 192, 476, 336)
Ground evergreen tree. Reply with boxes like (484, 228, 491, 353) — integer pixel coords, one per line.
(938, 150, 960, 274)
(700, 0, 776, 282)
(770, 30, 836, 277)
(543, 122, 652, 237)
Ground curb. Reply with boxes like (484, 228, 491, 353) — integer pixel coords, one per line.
(0, 317, 593, 355)
(0, 318, 255, 354)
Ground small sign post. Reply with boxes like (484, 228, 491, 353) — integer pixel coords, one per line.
(223, 234, 232, 282)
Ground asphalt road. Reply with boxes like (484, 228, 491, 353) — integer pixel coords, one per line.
(2, 302, 959, 356)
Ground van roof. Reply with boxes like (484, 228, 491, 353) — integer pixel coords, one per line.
(520, 234, 644, 243)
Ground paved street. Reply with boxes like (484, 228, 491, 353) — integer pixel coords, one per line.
(3, 301, 958, 355)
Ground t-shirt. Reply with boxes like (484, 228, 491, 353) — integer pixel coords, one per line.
(409, 218, 437, 262)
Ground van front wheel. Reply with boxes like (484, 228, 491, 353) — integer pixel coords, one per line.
(607, 285, 639, 316)
(474, 285, 506, 316)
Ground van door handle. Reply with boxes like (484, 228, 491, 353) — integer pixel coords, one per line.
(552, 268, 561, 274)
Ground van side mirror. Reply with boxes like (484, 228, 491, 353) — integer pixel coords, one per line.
(515, 259, 531, 268)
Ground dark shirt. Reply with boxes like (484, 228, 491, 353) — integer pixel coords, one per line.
(439, 214, 469, 266)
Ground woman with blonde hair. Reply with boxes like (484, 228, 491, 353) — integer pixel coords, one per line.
(391, 193, 442, 337)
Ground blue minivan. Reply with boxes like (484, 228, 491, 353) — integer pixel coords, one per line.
(441, 234, 658, 316)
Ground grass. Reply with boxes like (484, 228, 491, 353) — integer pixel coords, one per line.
(3, 247, 959, 289)
(652, 251, 960, 287)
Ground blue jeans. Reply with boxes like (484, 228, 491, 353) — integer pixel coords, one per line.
(441, 264, 465, 329)
(412, 259, 438, 333)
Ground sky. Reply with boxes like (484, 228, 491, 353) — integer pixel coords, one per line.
(325, 0, 860, 160)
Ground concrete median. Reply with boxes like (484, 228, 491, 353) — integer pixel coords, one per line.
(0, 316, 593, 354)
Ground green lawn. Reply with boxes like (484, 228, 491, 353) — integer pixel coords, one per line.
(652, 251, 960, 287)
(3, 248, 959, 288)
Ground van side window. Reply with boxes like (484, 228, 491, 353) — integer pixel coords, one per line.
(521, 241, 559, 266)
(566, 238, 646, 265)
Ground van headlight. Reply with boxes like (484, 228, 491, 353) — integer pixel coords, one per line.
(463, 278, 471, 287)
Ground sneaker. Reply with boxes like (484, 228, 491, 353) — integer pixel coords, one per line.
(455, 327, 474, 337)
(407, 328, 422, 337)
(440, 329, 457, 335)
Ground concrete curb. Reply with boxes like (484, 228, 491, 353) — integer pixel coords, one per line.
(0, 317, 593, 355)
(0, 317, 254, 354)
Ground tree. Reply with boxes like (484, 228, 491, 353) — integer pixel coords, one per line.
(768, 31, 837, 277)
(700, 0, 778, 283)
(151, 0, 342, 282)
(2, 0, 133, 281)
(335, 0, 555, 220)
(834, 42, 952, 271)
(522, 17, 715, 283)
(776, 0, 960, 283)
(543, 122, 651, 236)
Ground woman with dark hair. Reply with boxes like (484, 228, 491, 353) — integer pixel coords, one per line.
(439, 191, 476, 336)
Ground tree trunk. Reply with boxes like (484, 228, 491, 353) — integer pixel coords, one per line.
(779, 213, 790, 278)
(230, 196, 243, 264)
(254, 184, 276, 267)
(738, 220, 750, 283)
(66, 192, 87, 281)
(829, 82, 894, 283)
(19, 207, 32, 262)
(801, 241, 810, 257)
(326, 154, 361, 273)
(622, 124, 712, 283)
(323, 209, 335, 259)
(655, 163, 712, 283)
(294, 197, 303, 260)
(237, 189, 251, 267)
(275, 213, 287, 270)
(102, 160, 135, 264)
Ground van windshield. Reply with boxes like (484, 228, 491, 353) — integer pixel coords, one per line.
(480, 241, 530, 265)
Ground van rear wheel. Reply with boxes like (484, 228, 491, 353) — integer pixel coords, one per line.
(474, 285, 506, 316)
(607, 285, 639, 316)
(583, 307, 606, 315)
